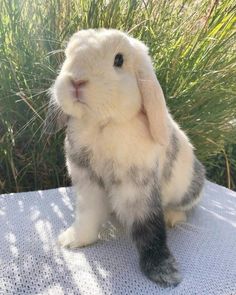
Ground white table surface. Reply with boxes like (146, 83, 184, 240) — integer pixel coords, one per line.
(0, 181, 236, 295)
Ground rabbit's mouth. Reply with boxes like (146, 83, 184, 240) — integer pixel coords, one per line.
(73, 93, 87, 105)
(70, 79, 88, 105)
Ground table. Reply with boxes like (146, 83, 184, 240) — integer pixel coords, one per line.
(0, 181, 235, 295)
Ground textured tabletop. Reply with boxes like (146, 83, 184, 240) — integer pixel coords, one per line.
(0, 181, 236, 295)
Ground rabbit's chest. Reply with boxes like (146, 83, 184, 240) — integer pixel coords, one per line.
(89, 147, 157, 196)
(66, 117, 161, 186)
(88, 139, 157, 182)
(66, 137, 157, 190)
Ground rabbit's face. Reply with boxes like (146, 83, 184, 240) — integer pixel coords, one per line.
(53, 29, 142, 124)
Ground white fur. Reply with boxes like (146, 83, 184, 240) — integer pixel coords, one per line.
(59, 161, 109, 248)
(51, 29, 201, 247)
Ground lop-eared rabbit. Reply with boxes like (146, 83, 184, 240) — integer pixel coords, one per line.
(46, 29, 205, 287)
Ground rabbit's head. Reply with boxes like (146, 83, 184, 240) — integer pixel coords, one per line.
(49, 29, 169, 145)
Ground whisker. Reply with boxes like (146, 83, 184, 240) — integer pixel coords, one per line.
(15, 101, 51, 137)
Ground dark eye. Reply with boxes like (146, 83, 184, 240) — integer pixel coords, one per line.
(114, 53, 124, 67)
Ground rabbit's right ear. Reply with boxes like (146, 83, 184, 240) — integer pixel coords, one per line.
(43, 99, 68, 135)
(135, 46, 170, 146)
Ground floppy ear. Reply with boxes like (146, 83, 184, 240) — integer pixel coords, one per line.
(136, 53, 170, 145)
(43, 99, 68, 135)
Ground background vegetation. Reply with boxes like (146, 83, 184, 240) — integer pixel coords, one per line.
(0, 0, 235, 193)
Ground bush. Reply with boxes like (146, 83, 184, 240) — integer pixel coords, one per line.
(0, 0, 235, 193)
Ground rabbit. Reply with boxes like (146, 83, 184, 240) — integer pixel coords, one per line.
(46, 28, 205, 287)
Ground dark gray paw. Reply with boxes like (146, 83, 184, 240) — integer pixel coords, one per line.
(140, 253, 182, 287)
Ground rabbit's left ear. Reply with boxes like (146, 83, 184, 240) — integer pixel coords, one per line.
(136, 53, 170, 145)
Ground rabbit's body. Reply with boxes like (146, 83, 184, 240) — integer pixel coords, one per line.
(66, 113, 202, 215)
(48, 29, 205, 287)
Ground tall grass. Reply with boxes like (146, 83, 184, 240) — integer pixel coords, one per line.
(0, 0, 235, 193)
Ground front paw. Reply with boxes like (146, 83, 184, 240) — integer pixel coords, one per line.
(58, 225, 98, 249)
(140, 252, 182, 287)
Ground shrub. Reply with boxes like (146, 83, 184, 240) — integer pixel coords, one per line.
(0, 0, 235, 193)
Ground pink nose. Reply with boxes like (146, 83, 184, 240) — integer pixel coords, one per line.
(71, 79, 87, 98)
(71, 79, 87, 89)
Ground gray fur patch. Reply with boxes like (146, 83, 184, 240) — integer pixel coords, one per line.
(69, 146, 91, 169)
(132, 183, 181, 287)
(162, 132, 180, 182)
(89, 170, 105, 188)
(111, 178, 122, 186)
(67, 146, 105, 189)
(179, 157, 205, 209)
(144, 253, 182, 287)
(128, 166, 154, 187)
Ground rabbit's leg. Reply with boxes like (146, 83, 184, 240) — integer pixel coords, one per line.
(164, 158, 205, 228)
(164, 209, 186, 228)
(58, 169, 109, 249)
(110, 182, 181, 287)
